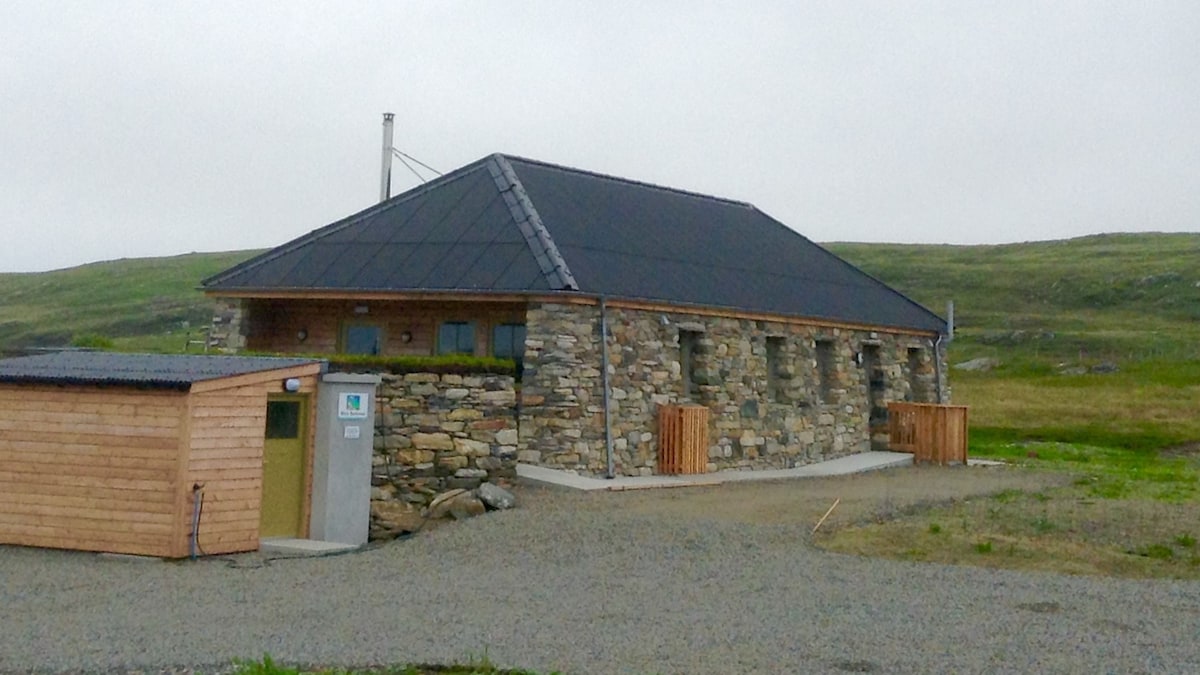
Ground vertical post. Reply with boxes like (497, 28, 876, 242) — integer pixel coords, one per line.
(380, 113, 395, 202)
(946, 300, 955, 342)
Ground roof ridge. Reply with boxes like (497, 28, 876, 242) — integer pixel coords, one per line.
(201, 158, 496, 288)
(486, 154, 579, 291)
(497, 153, 756, 209)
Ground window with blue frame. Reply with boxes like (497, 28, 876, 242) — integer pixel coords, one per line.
(492, 323, 527, 364)
(342, 323, 383, 355)
(437, 321, 475, 355)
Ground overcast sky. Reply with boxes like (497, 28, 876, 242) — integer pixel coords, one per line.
(2, 1, 1198, 272)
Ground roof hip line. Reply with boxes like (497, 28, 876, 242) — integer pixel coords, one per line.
(486, 154, 579, 291)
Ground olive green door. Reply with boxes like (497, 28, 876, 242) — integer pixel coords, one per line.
(261, 395, 308, 538)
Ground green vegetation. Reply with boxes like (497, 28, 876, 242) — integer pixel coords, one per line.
(0, 250, 260, 351)
(829, 233, 1200, 451)
(322, 353, 517, 376)
(231, 653, 553, 675)
(828, 232, 1200, 365)
(821, 234, 1200, 578)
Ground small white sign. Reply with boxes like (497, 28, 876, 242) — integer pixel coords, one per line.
(338, 392, 369, 420)
(343, 425, 361, 440)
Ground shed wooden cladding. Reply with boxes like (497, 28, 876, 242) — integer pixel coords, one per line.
(657, 404, 710, 475)
(887, 402, 969, 465)
(0, 360, 321, 558)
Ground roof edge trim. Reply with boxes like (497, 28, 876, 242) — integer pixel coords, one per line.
(486, 154, 579, 291)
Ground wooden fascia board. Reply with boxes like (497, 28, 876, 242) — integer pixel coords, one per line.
(204, 289, 939, 338)
(556, 297, 941, 338)
(188, 363, 324, 395)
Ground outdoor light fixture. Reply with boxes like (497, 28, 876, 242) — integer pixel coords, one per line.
(283, 378, 301, 392)
(400, 331, 413, 343)
(296, 328, 308, 342)
(354, 305, 370, 314)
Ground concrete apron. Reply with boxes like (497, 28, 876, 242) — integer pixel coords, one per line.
(518, 451, 997, 491)
(259, 538, 359, 557)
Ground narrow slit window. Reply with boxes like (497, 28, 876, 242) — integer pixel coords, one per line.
(816, 340, 836, 403)
(766, 336, 785, 403)
(679, 330, 701, 400)
(907, 347, 926, 402)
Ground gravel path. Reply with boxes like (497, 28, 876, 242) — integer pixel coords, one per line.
(2, 472, 1199, 674)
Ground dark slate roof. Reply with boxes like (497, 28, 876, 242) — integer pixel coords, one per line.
(203, 154, 945, 333)
(0, 352, 322, 390)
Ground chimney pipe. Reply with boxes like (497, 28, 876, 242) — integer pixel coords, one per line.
(946, 300, 955, 342)
(379, 113, 395, 202)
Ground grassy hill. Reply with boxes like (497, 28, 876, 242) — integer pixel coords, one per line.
(2, 233, 1198, 447)
(828, 232, 1200, 364)
(0, 250, 262, 353)
(828, 234, 1200, 450)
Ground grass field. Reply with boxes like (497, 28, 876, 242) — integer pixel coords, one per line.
(824, 234, 1200, 577)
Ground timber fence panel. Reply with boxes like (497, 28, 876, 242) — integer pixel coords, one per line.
(887, 402, 968, 465)
(657, 405, 710, 475)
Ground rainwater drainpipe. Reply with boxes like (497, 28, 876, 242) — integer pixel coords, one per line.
(599, 297, 615, 479)
(933, 334, 945, 404)
(933, 300, 954, 404)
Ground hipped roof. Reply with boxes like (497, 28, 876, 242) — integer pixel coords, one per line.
(203, 154, 944, 333)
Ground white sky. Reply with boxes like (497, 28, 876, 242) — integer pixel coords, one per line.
(2, 1, 1198, 272)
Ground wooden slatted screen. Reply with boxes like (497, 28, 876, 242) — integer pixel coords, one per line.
(657, 404, 710, 474)
(888, 402, 969, 465)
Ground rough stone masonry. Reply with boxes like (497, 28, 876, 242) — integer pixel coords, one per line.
(370, 372, 518, 514)
(518, 302, 944, 477)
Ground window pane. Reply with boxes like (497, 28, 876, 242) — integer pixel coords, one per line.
(492, 323, 526, 360)
(493, 324, 513, 359)
(438, 322, 475, 355)
(513, 324, 526, 363)
(456, 323, 475, 353)
(266, 401, 301, 439)
(345, 325, 381, 355)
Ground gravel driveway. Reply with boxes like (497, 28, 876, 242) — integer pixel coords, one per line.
(2, 470, 1199, 674)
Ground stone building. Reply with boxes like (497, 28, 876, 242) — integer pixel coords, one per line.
(203, 153, 948, 478)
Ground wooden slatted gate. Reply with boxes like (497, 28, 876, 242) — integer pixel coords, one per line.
(657, 404, 710, 474)
(888, 402, 969, 465)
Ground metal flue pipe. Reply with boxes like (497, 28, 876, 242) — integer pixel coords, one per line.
(380, 113, 395, 202)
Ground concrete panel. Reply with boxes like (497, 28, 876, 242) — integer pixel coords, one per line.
(310, 373, 381, 546)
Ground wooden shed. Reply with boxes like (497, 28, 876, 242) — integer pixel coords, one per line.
(0, 352, 324, 558)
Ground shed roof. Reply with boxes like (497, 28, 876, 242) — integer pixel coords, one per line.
(0, 353, 323, 390)
(203, 153, 945, 333)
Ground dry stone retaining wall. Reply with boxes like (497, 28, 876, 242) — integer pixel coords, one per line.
(370, 373, 519, 511)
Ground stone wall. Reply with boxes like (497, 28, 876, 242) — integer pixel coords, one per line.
(519, 302, 946, 477)
(370, 372, 519, 509)
(207, 298, 245, 352)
